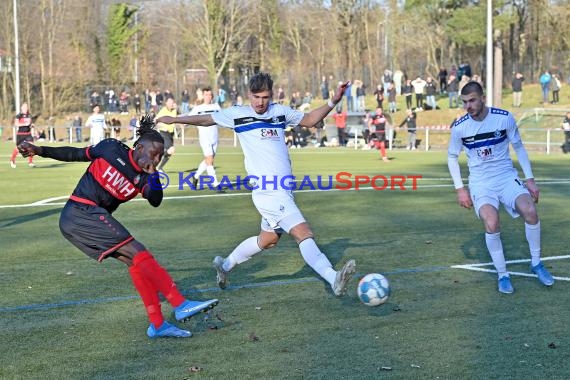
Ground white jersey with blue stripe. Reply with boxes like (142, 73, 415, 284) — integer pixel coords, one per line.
(189, 102, 221, 144)
(448, 108, 522, 182)
(212, 103, 304, 186)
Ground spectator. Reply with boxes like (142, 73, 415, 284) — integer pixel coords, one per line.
(73, 115, 83, 143)
(447, 74, 459, 108)
(373, 84, 384, 109)
(539, 70, 551, 104)
(398, 109, 417, 150)
(332, 107, 347, 147)
(425, 77, 438, 110)
(551, 74, 561, 104)
(355, 80, 366, 111)
(320, 75, 330, 100)
(438, 67, 448, 94)
(387, 82, 397, 113)
(133, 93, 142, 115)
(277, 87, 286, 105)
(512, 72, 524, 107)
(411, 76, 427, 110)
(344, 81, 353, 112)
(180, 90, 190, 114)
(230, 86, 239, 106)
(402, 79, 413, 110)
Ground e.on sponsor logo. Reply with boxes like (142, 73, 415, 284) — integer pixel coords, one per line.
(335, 171, 422, 190)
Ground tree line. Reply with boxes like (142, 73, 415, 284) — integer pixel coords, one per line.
(0, 0, 568, 121)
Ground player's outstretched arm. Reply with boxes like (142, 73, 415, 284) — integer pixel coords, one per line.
(156, 114, 215, 126)
(18, 141, 89, 162)
(299, 81, 350, 128)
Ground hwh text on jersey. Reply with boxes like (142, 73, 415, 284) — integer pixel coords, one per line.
(90, 159, 138, 200)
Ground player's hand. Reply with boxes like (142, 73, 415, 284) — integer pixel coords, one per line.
(331, 81, 350, 104)
(156, 116, 176, 124)
(18, 141, 41, 157)
(525, 178, 539, 203)
(456, 187, 473, 209)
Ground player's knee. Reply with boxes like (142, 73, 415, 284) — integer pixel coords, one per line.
(258, 232, 280, 249)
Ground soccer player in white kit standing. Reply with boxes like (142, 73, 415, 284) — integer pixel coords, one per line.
(85, 104, 107, 145)
(157, 72, 356, 297)
(447, 81, 555, 294)
(186, 87, 223, 191)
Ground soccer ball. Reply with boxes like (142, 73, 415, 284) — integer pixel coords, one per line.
(357, 273, 390, 306)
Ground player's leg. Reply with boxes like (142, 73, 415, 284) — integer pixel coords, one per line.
(213, 231, 269, 289)
(58, 202, 191, 337)
(126, 262, 191, 338)
(10, 146, 18, 167)
(474, 185, 513, 294)
(204, 150, 220, 188)
(513, 192, 554, 286)
(290, 222, 356, 296)
(118, 242, 218, 321)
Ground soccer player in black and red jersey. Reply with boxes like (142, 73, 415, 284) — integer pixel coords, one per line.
(18, 115, 218, 338)
(10, 102, 36, 168)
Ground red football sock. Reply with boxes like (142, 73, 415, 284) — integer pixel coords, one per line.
(376, 141, 386, 157)
(28, 155, 33, 164)
(132, 251, 186, 308)
(129, 265, 164, 328)
(10, 147, 18, 162)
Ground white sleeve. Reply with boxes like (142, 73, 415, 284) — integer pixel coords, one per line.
(507, 114, 534, 179)
(211, 107, 237, 130)
(447, 128, 464, 189)
(512, 140, 534, 179)
(447, 155, 464, 189)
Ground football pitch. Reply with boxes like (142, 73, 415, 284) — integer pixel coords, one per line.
(1, 142, 570, 379)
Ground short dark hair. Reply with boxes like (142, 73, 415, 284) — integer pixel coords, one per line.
(461, 81, 484, 96)
(249, 72, 273, 93)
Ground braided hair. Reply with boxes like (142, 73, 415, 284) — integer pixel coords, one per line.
(134, 113, 164, 147)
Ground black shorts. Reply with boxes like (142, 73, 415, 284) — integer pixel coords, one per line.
(16, 134, 33, 146)
(59, 200, 133, 262)
(373, 132, 386, 142)
(160, 131, 174, 152)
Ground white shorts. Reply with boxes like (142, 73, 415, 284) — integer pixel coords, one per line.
(252, 191, 306, 233)
(199, 140, 218, 157)
(469, 169, 529, 218)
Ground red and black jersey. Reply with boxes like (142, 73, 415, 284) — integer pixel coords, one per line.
(371, 114, 387, 132)
(15, 112, 33, 135)
(39, 139, 161, 213)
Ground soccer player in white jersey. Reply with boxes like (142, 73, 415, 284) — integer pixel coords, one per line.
(447, 81, 555, 294)
(85, 104, 107, 145)
(157, 72, 356, 297)
(187, 87, 222, 191)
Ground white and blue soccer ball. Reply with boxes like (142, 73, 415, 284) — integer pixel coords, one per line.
(357, 273, 390, 306)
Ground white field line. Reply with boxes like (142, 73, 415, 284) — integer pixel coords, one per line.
(451, 255, 570, 281)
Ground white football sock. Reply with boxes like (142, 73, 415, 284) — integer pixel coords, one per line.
(485, 232, 508, 278)
(299, 238, 336, 286)
(206, 165, 219, 187)
(194, 160, 207, 178)
(223, 236, 262, 272)
(525, 221, 541, 267)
